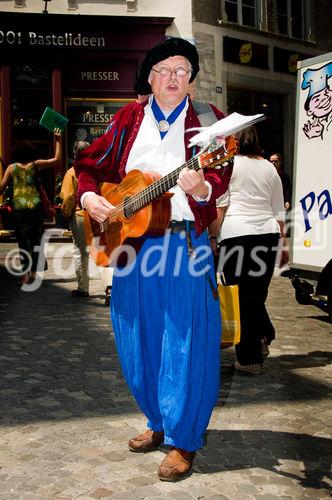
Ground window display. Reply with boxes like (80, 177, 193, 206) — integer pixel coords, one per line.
(64, 98, 134, 165)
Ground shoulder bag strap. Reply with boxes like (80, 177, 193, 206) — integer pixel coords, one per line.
(192, 100, 218, 127)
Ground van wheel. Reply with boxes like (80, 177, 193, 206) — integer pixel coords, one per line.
(292, 277, 313, 305)
(295, 288, 312, 305)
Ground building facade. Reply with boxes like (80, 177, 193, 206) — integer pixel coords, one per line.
(0, 0, 331, 208)
(0, 0, 192, 203)
(192, 0, 331, 179)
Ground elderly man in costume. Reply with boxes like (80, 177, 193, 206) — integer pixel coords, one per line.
(75, 37, 232, 481)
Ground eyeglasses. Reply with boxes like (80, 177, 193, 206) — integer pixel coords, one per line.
(270, 159, 280, 164)
(152, 66, 190, 78)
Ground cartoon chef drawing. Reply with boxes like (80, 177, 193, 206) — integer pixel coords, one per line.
(302, 62, 332, 139)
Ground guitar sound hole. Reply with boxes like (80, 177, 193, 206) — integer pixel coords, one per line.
(123, 199, 133, 220)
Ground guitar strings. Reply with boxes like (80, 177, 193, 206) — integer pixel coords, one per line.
(126, 140, 234, 214)
(129, 156, 200, 213)
(102, 157, 198, 228)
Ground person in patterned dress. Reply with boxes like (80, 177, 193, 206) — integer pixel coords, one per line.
(0, 128, 62, 284)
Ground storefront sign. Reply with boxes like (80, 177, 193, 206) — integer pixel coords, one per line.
(0, 29, 106, 48)
(80, 72, 119, 81)
(239, 43, 252, 64)
(223, 36, 269, 69)
(274, 47, 312, 74)
(82, 112, 113, 124)
(65, 61, 135, 92)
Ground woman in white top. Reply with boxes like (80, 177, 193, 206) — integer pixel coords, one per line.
(210, 126, 288, 374)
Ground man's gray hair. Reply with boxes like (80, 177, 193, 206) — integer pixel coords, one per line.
(73, 141, 90, 159)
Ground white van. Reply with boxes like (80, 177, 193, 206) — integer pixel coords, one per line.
(289, 51, 332, 321)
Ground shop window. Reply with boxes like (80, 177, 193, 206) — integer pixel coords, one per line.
(227, 88, 284, 157)
(11, 63, 54, 198)
(64, 98, 134, 166)
(13, 95, 51, 140)
(276, 0, 309, 40)
(12, 63, 52, 144)
(224, 0, 259, 28)
(13, 64, 51, 90)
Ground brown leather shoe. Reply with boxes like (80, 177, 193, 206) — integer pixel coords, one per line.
(128, 429, 164, 453)
(158, 447, 195, 482)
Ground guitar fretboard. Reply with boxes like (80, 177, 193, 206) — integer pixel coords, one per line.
(125, 156, 200, 217)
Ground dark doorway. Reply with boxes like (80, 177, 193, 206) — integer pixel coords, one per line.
(227, 87, 284, 158)
(11, 61, 54, 200)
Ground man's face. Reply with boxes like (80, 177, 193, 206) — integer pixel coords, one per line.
(149, 55, 191, 110)
(307, 87, 332, 118)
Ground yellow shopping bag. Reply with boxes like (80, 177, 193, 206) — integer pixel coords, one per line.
(218, 274, 241, 349)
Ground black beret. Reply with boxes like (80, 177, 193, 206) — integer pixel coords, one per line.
(134, 37, 199, 95)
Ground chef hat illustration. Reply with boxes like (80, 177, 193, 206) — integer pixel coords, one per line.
(301, 62, 332, 98)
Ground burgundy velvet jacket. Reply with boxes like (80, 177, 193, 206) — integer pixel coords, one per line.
(75, 97, 233, 236)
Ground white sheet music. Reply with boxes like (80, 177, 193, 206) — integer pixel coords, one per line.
(188, 112, 266, 147)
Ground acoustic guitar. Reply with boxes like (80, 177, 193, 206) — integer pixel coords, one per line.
(84, 136, 238, 266)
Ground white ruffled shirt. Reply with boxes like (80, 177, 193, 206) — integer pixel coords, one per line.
(125, 95, 195, 221)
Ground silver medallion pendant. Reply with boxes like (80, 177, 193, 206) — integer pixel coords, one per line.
(158, 119, 170, 132)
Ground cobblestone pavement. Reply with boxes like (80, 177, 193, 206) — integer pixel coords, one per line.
(0, 240, 331, 499)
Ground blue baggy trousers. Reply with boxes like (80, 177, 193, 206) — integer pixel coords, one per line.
(110, 228, 221, 452)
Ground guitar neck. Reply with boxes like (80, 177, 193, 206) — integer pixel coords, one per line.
(126, 156, 200, 217)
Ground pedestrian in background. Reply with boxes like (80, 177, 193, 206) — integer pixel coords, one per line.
(0, 128, 62, 284)
(210, 126, 288, 375)
(60, 140, 90, 297)
(269, 153, 292, 211)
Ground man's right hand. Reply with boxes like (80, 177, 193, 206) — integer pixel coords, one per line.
(83, 193, 115, 223)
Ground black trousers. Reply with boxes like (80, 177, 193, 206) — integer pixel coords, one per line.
(218, 233, 280, 365)
(13, 208, 45, 273)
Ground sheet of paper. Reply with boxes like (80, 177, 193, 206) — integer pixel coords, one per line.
(188, 112, 266, 147)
